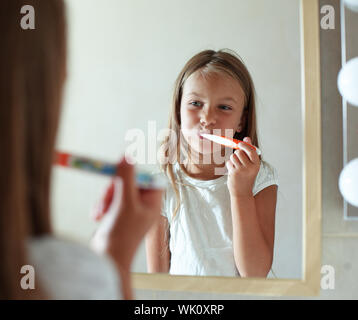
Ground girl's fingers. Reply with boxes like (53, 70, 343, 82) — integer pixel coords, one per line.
(139, 188, 164, 211)
(238, 137, 258, 163)
(230, 152, 241, 168)
(226, 159, 235, 173)
(235, 149, 250, 167)
(93, 156, 137, 222)
(116, 156, 138, 203)
(238, 144, 255, 162)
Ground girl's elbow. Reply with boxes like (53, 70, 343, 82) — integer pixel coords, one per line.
(237, 258, 273, 278)
(239, 269, 269, 278)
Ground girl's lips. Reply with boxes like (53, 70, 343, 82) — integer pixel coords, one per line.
(198, 131, 212, 139)
(198, 132, 206, 140)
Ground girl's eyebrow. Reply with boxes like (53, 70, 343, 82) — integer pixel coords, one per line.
(186, 92, 203, 98)
(186, 92, 238, 103)
(220, 97, 238, 104)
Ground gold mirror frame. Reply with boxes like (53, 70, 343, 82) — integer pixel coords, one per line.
(132, 0, 322, 296)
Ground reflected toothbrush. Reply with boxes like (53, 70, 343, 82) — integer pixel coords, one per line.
(200, 133, 262, 156)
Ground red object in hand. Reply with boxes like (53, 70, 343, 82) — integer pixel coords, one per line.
(93, 181, 115, 221)
(102, 181, 115, 214)
(54, 151, 70, 167)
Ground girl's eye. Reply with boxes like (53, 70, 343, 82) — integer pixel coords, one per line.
(190, 101, 202, 107)
(219, 105, 232, 111)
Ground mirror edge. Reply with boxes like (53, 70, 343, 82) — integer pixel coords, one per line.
(132, 0, 322, 297)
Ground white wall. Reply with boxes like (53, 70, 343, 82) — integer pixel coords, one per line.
(52, 0, 302, 280)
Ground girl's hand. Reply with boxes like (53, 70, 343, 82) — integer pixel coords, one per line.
(226, 137, 261, 198)
(91, 156, 163, 271)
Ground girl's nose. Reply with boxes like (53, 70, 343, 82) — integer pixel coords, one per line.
(200, 107, 216, 127)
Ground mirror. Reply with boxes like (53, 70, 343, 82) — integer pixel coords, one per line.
(52, 0, 321, 295)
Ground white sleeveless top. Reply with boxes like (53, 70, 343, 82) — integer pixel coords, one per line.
(160, 160, 279, 277)
(27, 236, 121, 299)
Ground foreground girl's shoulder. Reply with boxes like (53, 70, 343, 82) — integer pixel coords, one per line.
(27, 235, 121, 299)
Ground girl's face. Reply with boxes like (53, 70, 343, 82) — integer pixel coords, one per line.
(180, 70, 246, 156)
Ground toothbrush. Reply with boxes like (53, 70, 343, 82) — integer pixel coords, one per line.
(200, 133, 262, 156)
(54, 151, 167, 189)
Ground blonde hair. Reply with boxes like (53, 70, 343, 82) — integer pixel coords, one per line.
(159, 49, 263, 221)
(0, 0, 67, 299)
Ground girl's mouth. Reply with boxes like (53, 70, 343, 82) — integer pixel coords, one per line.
(198, 130, 211, 139)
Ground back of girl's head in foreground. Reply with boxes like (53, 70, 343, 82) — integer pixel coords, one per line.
(159, 49, 261, 220)
(0, 0, 66, 299)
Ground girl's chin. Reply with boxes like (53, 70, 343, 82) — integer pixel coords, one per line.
(191, 143, 223, 156)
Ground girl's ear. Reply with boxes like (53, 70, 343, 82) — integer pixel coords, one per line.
(236, 119, 245, 133)
(234, 106, 248, 139)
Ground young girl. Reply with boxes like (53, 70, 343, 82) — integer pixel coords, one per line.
(145, 49, 279, 278)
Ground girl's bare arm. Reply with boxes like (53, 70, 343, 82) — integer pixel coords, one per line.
(230, 185, 277, 277)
